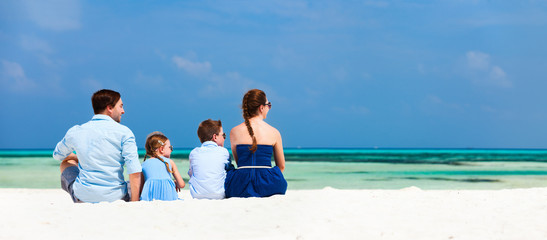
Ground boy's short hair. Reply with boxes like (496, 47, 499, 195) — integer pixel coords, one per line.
(197, 119, 222, 143)
(91, 89, 121, 114)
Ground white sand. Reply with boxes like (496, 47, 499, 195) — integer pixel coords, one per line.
(1, 187, 547, 240)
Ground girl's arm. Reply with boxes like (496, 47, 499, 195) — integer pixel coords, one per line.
(171, 160, 185, 192)
(272, 128, 286, 172)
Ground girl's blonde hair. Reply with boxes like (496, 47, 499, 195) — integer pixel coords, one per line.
(144, 132, 172, 173)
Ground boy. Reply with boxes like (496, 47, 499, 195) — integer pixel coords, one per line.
(188, 119, 231, 199)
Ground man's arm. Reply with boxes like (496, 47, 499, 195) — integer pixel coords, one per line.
(121, 130, 142, 201)
(60, 153, 79, 173)
(53, 132, 75, 162)
(129, 172, 141, 201)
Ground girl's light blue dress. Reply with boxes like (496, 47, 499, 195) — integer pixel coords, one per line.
(141, 157, 179, 201)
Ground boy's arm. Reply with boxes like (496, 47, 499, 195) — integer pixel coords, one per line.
(224, 149, 235, 171)
(187, 153, 193, 177)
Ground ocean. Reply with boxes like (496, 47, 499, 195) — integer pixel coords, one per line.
(2, 148, 547, 190)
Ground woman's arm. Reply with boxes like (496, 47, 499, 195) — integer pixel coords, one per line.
(171, 160, 185, 191)
(230, 128, 239, 165)
(272, 129, 285, 172)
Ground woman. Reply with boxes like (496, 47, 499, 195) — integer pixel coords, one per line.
(224, 89, 288, 198)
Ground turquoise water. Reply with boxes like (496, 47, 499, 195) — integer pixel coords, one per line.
(2, 149, 547, 189)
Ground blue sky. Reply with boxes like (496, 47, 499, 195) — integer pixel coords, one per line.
(1, 0, 547, 149)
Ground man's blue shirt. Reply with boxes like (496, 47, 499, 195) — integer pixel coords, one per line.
(188, 141, 230, 199)
(53, 114, 142, 203)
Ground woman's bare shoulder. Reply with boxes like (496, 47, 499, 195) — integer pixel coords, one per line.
(263, 121, 280, 133)
(230, 123, 247, 138)
(231, 123, 246, 132)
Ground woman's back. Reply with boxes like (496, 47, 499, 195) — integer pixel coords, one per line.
(225, 144, 287, 198)
(235, 144, 274, 167)
(230, 120, 285, 171)
(230, 120, 278, 145)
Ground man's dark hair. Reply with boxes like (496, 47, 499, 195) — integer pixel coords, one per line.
(197, 119, 222, 143)
(91, 89, 121, 114)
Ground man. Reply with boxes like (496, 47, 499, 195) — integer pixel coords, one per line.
(53, 89, 142, 203)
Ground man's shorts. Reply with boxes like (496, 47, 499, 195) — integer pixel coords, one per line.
(61, 166, 131, 203)
(61, 166, 81, 203)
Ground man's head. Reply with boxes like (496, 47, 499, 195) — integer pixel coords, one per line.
(197, 119, 225, 146)
(91, 89, 124, 123)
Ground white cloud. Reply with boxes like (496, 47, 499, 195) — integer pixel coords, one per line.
(272, 46, 301, 70)
(200, 71, 256, 96)
(459, 11, 547, 28)
(480, 105, 496, 113)
(466, 51, 490, 70)
(171, 54, 274, 98)
(465, 51, 512, 88)
(489, 66, 512, 88)
(425, 95, 463, 111)
(422, 95, 464, 115)
(1, 60, 37, 92)
(427, 95, 443, 105)
(490, 66, 506, 79)
(134, 72, 164, 90)
(351, 105, 370, 115)
(19, 35, 65, 67)
(332, 67, 348, 82)
(80, 78, 103, 92)
(172, 56, 212, 76)
(20, 35, 53, 53)
(23, 0, 81, 31)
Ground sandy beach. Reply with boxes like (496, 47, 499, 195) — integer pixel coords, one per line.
(1, 187, 547, 240)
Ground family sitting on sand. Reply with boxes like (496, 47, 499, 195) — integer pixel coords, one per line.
(53, 89, 287, 203)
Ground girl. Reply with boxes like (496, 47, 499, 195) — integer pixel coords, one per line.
(140, 132, 185, 201)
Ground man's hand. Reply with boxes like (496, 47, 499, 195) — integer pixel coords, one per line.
(60, 153, 79, 173)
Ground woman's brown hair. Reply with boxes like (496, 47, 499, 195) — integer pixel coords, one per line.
(242, 89, 267, 153)
(144, 133, 172, 173)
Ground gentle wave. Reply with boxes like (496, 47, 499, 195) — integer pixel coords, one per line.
(4, 149, 547, 164)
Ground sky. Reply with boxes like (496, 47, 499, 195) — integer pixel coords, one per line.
(1, 0, 547, 149)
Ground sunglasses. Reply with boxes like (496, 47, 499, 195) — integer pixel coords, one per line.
(264, 102, 272, 109)
(214, 133, 226, 139)
(169, 145, 173, 151)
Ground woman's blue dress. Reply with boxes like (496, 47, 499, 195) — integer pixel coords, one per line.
(140, 157, 179, 201)
(225, 144, 287, 198)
